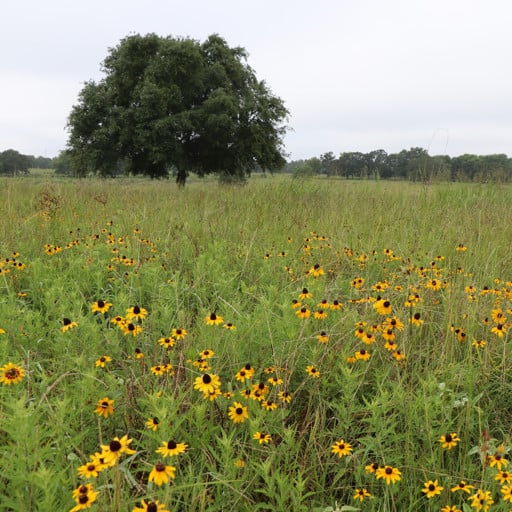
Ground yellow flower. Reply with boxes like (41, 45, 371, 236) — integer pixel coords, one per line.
(0, 362, 26, 385)
(305, 365, 320, 378)
(61, 318, 78, 332)
(95, 355, 112, 368)
(253, 432, 272, 444)
(422, 479, 443, 498)
(156, 439, 188, 457)
(375, 465, 402, 484)
(148, 462, 176, 486)
(194, 373, 221, 394)
(91, 300, 113, 314)
(331, 439, 353, 458)
(228, 402, 249, 423)
(145, 417, 160, 431)
(205, 312, 224, 325)
(94, 397, 114, 418)
(353, 488, 371, 502)
(439, 432, 460, 450)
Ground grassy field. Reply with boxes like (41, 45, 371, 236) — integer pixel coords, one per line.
(1, 175, 512, 511)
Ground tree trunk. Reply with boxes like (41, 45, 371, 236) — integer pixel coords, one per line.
(176, 168, 187, 187)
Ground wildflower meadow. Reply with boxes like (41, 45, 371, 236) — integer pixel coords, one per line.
(1, 175, 512, 511)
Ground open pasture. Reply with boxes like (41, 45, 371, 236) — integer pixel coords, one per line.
(1, 176, 512, 511)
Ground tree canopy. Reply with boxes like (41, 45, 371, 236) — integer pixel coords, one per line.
(66, 33, 289, 184)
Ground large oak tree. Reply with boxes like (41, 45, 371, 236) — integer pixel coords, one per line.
(67, 33, 288, 184)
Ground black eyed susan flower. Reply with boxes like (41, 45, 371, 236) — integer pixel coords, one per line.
(468, 489, 493, 510)
(450, 480, 474, 494)
(148, 463, 176, 486)
(223, 322, 236, 330)
(299, 287, 312, 300)
(199, 349, 215, 359)
(502, 485, 512, 503)
(156, 440, 188, 457)
(253, 432, 272, 444)
(355, 349, 370, 361)
(439, 433, 460, 450)
(146, 417, 160, 431)
(316, 331, 329, 344)
(365, 462, 379, 474)
(171, 327, 187, 339)
(261, 400, 277, 411)
(205, 312, 224, 325)
(71, 484, 99, 511)
(228, 402, 249, 423)
(472, 339, 486, 349)
(291, 299, 302, 309)
(308, 263, 325, 277)
(306, 365, 320, 378)
(373, 299, 392, 315)
(267, 376, 283, 386)
(0, 362, 26, 385)
(277, 390, 292, 403)
(194, 373, 221, 394)
(61, 318, 78, 333)
(331, 439, 353, 458)
(422, 480, 443, 498)
(313, 309, 328, 320)
(126, 305, 148, 321)
(121, 321, 143, 336)
(91, 300, 113, 314)
(296, 307, 310, 319)
(410, 312, 424, 326)
(100, 435, 136, 466)
(204, 388, 222, 401)
(158, 336, 176, 349)
(330, 299, 343, 310)
(132, 499, 170, 512)
(487, 452, 508, 470)
(392, 350, 406, 361)
(95, 355, 112, 368)
(77, 461, 102, 479)
(495, 471, 512, 484)
(375, 465, 402, 484)
(353, 488, 371, 502)
(94, 397, 114, 418)
(491, 323, 507, 337)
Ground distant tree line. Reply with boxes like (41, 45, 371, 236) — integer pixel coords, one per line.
(0, 149, 54, 175)
(2, 146, 511, 184)
(284, 148, 512, 183)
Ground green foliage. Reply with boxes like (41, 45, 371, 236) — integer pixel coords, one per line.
(66, 33, 289, 184)
(1, 177, 512, 510)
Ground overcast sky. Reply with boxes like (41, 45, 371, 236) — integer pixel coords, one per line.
(1, 0, 511, 160)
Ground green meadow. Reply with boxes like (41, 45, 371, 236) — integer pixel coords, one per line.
(1, 176, 512, 511)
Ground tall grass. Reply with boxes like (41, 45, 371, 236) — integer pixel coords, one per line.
(1, 175, 511, 511)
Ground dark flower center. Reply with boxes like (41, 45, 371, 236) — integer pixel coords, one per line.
(97, 300, 105, 308)
(153, 417, 159, 424)
(429, 484, 435, 491)
(383, 301, 390, 308)
(167, 440, 177, 449)
(210, 313, 217, 320)
(79, 485, 88, 493)
(110, 440, 122, 452)
(147, 504, 158, 512)
(445, 434, 453, 442)
(133, 306, 141, 314)
(128, 323, 135, 331)
(87, 464, 95, 471)
(63, 318, 71, 325)
(202, 374, 212, 384)
(385, 467, 392, 474)
(78, 495, 89, 504)
(176, 329, 182, 335)
(155, 463, 166, 472)
(6, 368, 19, 379)
(236, 408, 243, 415)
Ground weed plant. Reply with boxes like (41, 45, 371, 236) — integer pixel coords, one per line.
(0, 176, 512, 511)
